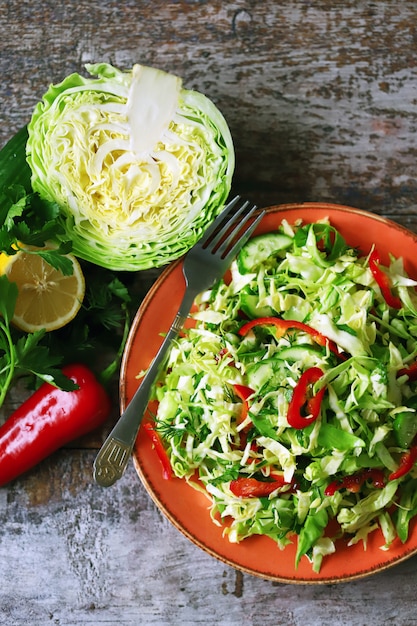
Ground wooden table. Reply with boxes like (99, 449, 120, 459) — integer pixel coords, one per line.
(1, 2, 417, 624)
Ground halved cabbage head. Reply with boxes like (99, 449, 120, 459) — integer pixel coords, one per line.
(26, 63, 235, 271)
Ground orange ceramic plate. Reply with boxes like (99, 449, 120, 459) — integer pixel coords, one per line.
(120, 202, 417, 584)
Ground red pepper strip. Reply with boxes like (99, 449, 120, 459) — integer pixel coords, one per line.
(369, 248, 402, 309)
(230, 474, 289, 498)
(389, 446, 417, 481)
(0, 364, 111, 487)
(287, 366, 325, 429)
(233, 384, 255, 451)
(249, 441, 261, 457)
(238, 316, 343, 359)
(325, 468, 385, 496)
(143, 421, 173, 480)
(233, 384, 254, 425)
(398, 361, 417, 381)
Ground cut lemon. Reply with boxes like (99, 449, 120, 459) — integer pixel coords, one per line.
(0, 248, 85, 333)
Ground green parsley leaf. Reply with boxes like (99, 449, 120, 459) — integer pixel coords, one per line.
(0, 185, 70, 256)
(33, 247, 75, 275)
(0, 274, 18, 324)
(14, 333, 77, 390)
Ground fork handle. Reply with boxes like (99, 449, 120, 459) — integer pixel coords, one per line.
(93, 287, 197, 487)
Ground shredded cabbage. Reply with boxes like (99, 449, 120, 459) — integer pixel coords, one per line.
(151, 218, 417, 573)
(26, 63, 234, 270)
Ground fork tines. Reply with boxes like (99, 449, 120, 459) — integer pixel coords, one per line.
(202, 196, 260, 257)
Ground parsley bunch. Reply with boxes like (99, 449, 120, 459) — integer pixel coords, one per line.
(0, 137, 133, 408)
(0, 210, 133, 408)
(0, 276, 78, 406)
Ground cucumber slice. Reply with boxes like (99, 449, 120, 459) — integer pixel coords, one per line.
(0, 126, 32, 213)
(246, 345, 321, 389)
(240, 292, 274, 318)
(237, 232, 293, 274)
(393, 411, 417, 448)
(275, 345, 322, 363)
(0, 127, 30, 181)
(393, 397, 417, 448)
(247, 361, 276, 390)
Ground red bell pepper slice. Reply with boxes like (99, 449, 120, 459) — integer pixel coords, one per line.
(369, 248, 402, 309)
(233, 384, 254, 425)
(287, 366, 325, 429)
(389, 446, 417, 481)
(143, 421, 173, 480)
(238, 316, 343, 359)
(233, 384, 255, 451)
(230, 474, 289, 497)
(325, 468, 385, 496)
(398, 361, 417, 381)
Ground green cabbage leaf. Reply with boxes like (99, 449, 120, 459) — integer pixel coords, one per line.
(26, 63, 234, 271)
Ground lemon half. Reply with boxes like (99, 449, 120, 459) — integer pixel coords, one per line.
(0, 248, 85, 333)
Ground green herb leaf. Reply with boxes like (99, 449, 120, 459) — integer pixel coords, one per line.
(0, 185, 69, 255)
(34, 248, 74, 275)
(14, 332, 76, 390)
(0, 275, 18, 324)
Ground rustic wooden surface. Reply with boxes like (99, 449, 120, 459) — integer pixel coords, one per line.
(1, 1, 417, 624)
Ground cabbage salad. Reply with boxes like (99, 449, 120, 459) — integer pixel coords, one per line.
(151, 218, 417, 572)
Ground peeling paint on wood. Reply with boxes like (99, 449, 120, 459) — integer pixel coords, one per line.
(1, 1, 417, 624)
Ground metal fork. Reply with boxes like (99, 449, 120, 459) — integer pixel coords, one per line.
(93, 196, 264, 487)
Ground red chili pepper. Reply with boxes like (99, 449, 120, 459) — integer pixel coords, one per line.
(143, 421, 173, 480)
(287, 366, 325, 429)
(398, 361, 417, 381)
(389, 446, 417, 481)
(230, 474, 289, 498)
(325, 468, 385, 496)
(0, 364, 111, 487)
(369, 248, 402, 309)
(238, 316, 343, 359)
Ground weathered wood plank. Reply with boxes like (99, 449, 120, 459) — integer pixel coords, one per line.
(1, 451, 417, 626)
(1, 1, 417, 215)
(1, 1, 417, 623)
